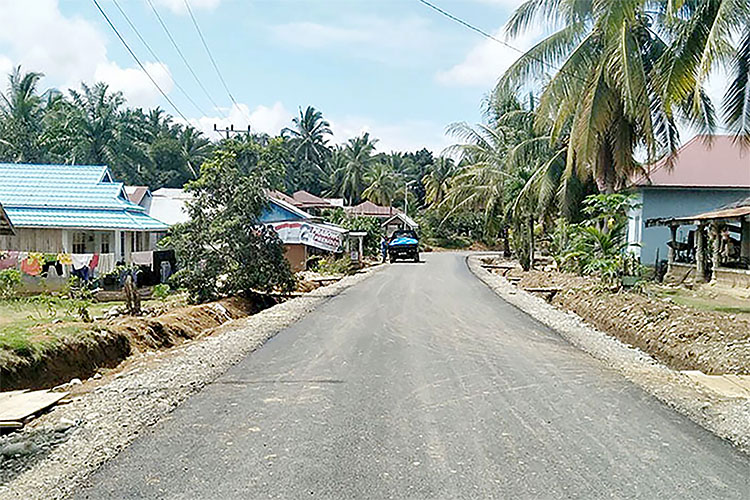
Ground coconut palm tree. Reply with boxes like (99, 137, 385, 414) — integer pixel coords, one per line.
(282, 105, 332, 182)
(0, 67, 53, 162)
(725, 24, 750, 141)
(363, 162, 398, 206)
(332, 132, 378, 205)
(179, 125, 212, 178)
(499, 0, 717, 193)
(422, 157, 456, 206)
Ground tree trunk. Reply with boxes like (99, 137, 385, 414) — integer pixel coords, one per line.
(595, 144, 617, 194)
(528, 216, 535, 270)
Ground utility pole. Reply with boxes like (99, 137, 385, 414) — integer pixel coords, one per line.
(213, 123, 252, 139)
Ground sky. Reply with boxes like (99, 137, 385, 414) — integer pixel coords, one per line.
(0, 0, 537, 153)
(0, 0, 726, 155)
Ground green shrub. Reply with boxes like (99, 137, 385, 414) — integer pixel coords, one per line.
(316, 257, 351, 275)
(0, 269, 21, 300)
(153, 283, 171, 299)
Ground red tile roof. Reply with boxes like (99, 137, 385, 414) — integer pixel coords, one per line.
(125, 186, 150, 205)
(292, 190, 332, 209)
(346, 201, 398, 217)
(633, 135, 750, 188)
(268, 190, 297, 205)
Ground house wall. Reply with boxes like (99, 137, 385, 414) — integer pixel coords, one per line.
(284, 244, 307, 272)
(633, 187, 750, 264)
(0, 228, 64, 252)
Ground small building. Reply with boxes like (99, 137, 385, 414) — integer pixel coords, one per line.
(647, 197, 750, 287)
(0, 203, 14, 235)
(0, 163, 168, 276)
(345, 200, 398, 219)
(125, 186, 152, 211)
(289, 190, 334, 215)
(627, 135, 750, 264)
(144, 187, 348, 273)
(260, 196, 347, 272)
(382, 212, 419, 238)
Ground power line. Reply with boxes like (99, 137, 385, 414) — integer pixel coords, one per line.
(111, 0, 208, 116)
(415, 0, 586, 84)
(145, 0, 228, 119)
(183, 0, 251, 122)
(91, 0, 190, 122)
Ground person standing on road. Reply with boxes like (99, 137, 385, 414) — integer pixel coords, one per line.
(380, 236, 388, 263)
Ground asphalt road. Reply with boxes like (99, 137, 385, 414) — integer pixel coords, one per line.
(77, 253, 749, 499)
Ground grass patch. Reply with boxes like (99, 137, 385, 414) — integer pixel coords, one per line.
(0, 298, 113, 358)
(714, 306, 750, 315)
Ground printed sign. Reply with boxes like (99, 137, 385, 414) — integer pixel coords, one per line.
(269, 221, 344, 253)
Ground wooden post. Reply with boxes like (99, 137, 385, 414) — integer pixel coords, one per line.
(667, 224, 678, 268)
(710, 222, 721, 282)
(695, 223, 706, 283)
(741, 219, 750, 261)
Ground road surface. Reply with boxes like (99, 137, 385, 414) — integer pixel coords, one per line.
(77, 253, 749, 499)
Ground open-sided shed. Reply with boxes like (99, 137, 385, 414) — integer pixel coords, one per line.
(646, 197, 750, 285)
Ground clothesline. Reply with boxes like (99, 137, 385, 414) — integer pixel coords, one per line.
(0, 251, 117, 278)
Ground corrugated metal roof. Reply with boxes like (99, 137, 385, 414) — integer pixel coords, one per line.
(292, 190, 332, 208)
(0, 203, 14, 235)
(346, 201, 397, 217)
(125, 186, 150, 205)
(0, 164, 141, 211)
(5, 207, 168, 230)
(0, 163, 167, 231)
(633, 135, 750, 188)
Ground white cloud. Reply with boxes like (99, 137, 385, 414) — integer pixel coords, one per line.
(192, 101, 293, 139)
(330, 116, 453, 155)
(95, 61, 174, 108)
(269, 16, 439, 65)
(154, 0, 221, 15)
(436, 25, 543, 87)
(0, 0, 174, 106)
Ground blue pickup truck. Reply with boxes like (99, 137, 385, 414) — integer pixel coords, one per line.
(388, 229, 420, 263)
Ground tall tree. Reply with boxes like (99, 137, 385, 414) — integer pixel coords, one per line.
(423, 157, 456, 206)
(331, 132, 378, 205)
(0, 67, 53, 163)
(282, 106, 332, 193)
(499, 0, 715, 192)
(362, 162, 398, 206)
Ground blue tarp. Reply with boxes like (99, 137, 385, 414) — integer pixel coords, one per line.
(389, 236, 418, 247)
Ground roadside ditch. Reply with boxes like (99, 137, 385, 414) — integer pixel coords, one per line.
(467, 254, 750, 455)
(0, 266, 381, 500)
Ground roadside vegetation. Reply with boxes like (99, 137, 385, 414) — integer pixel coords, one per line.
(0, 1, 749, 384)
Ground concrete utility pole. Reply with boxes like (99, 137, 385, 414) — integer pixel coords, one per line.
(213, 123, 252, 139)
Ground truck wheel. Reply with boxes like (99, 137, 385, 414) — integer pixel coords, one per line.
(390, 255, 396, 263)
(413, 254, 419, 263)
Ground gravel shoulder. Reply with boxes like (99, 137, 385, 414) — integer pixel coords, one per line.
(467, 254, 750, 454)
(0, 266, 381, 500)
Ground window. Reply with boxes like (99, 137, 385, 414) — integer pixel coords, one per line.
(101, 233, 110, 254)
(72, 232, 87, 254)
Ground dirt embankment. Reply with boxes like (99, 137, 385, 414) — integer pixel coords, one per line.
(0, 295, 278, 391)
(501, 266, 750, 375)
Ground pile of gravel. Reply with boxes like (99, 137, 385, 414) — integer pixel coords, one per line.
(0, 266, 381, 500)
(467, 255, 750, 454)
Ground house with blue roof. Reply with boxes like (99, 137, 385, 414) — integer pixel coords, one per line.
(0, 163, 168, 266)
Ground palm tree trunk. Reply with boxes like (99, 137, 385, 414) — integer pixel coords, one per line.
(528, 215, 535, 270)
(595, 144, 617, 194)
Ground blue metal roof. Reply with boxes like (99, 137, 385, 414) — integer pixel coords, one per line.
(0, 163, 167, 231)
